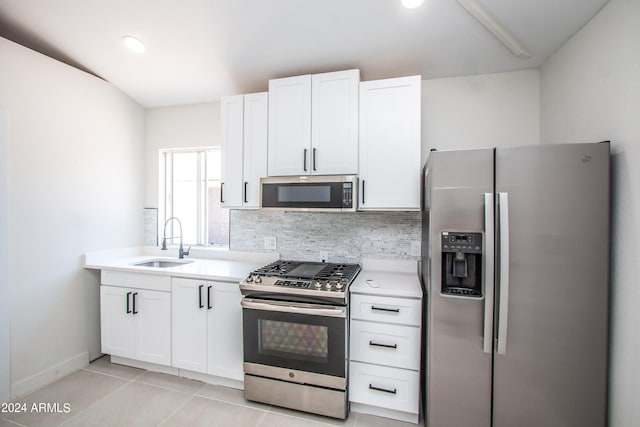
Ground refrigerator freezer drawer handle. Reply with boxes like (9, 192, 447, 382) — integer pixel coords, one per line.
(497, 192, 510, 355)
(483, 193, 495, 354)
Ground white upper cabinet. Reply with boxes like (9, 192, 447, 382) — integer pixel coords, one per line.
(311, 69, 359, 175)
(242, 93, 268, 207)
(358, 76, 421, 211)
(221, 92, 268, 208)
(268, 70, 359, 176)
(220, 95, 244, 208)
(267, 75, 312, 176)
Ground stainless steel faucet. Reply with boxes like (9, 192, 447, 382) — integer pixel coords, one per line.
(161, 217, 191, 259)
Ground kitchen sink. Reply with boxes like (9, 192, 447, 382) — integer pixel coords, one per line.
(132, 259, 193, 268)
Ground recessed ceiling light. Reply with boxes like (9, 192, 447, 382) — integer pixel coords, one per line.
(122, 35, 145, 53)
(402, 0, 425, 8)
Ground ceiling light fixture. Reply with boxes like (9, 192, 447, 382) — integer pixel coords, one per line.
(455, 0, 531, 59)
(402, 0, 425, 9)
(122, 35, 145, 53)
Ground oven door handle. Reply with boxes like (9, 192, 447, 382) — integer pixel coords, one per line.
(241, 298, 346, 318)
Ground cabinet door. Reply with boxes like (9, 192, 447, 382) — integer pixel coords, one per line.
(100, 286, 135, 359)
(242, 92, 268, 207)
(171, 278, 208, 373)
(220, 95, 244, 208)
(208, 282, 244, 381)
(359, 76, 421, 210)
(311, 70, 359, 175)
(133, 289, 172, 366)
(268, 75, 312, 176)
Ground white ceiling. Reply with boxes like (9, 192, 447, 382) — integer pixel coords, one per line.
(0, 0, 608, 108)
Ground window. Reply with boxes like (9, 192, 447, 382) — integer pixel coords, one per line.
(160, 148, 229, 247)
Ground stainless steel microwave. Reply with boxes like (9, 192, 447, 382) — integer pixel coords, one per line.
(260, 175, 357, 212)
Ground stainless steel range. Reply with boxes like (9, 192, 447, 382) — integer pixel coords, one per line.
(239, 260, 361, 419)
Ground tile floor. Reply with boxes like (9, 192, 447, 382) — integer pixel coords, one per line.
(1, 356, 419, 427)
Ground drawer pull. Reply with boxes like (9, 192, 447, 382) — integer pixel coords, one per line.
(369, 340, 398, 349)
(371, 305, 400, 313)
(369, 384, 397, 395)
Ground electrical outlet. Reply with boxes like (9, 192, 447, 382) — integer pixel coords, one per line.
(411, 241, 421, 257)
(319, 251, 329, 262)
(264, 236, 277, 250)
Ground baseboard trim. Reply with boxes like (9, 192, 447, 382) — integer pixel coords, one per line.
(350, 402, 419, 424)
(11, 352, 89, 399)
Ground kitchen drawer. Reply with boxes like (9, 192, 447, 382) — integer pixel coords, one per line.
(349, 361, 419, 414)
(350, 294, 421, 326)
(101, 270, 171, 292)
(350, 320, 420, 370)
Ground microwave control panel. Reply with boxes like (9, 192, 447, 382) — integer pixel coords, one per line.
(342, 183, 353, 208)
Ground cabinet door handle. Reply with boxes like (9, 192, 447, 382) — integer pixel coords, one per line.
(126, 292, 132, 314)
(207, 286, 212, 310)
(220, 183, 224, 203)
(132, 292, 138, 315)
(369, 340, 398, 349)
(312, 148, 317, 171)
(244, 182, 248, 203)
(371, 305, 400, 313)
(303, 149, 308, 172)
(369, 384, 397, 395)
(198, 285, 204, 309)
(362, 180, 365, 204)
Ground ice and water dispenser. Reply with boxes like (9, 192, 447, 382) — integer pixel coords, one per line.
(441, 232, 483, 297)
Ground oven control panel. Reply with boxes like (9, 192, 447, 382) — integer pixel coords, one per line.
(244, 275, 346, 292)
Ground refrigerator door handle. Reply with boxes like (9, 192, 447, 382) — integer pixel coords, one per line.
(497, 192, 510, 355)
(483, 193, 495, 354)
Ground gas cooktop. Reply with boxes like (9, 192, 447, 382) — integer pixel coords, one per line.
(239, 260, 361, 305)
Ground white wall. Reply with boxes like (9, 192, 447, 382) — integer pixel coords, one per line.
(0, 37, 145, 397)
(540, 0, 640, 425)
(421, 69, 540, 164)
(144, 102, 220, 208)
(0, 109, 9, 403)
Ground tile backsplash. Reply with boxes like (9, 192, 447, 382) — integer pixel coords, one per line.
(229, 210, 422, 263)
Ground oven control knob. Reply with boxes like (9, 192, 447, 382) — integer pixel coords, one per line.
(314, 281, 322, 288)
(325, 282, 333, 289)
(254, 275, 262, 283)
(336, 283, 344, 290)
(245, 275, 254, 283)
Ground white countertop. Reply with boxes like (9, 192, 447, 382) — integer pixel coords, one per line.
(350, 259, 423, 299)
(84, 246, 279, 283)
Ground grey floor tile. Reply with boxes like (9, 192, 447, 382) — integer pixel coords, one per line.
(196, 384, 270, 410)
(258, 411, 332, 427)
(161, 396, 267, 427)
(135, 371, 206, 395)
(3, 369, 127, 427)
(62, 381, 190, 427)
(84, 356, 146, 380)
(269, 406, 355, 427)
(0, 419, 24, 427)
(354, 412, 419, 427)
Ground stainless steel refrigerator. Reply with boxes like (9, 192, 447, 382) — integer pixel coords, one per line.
(421, 143, 609, 427)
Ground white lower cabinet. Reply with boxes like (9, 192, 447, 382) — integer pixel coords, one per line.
(171, 277, 243, 381)
(349, 293, 422, 424)
(349, 362, 420, 414)
(100, 285, 171, 366)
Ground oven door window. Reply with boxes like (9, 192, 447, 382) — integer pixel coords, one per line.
(243, 306, 345, 378)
